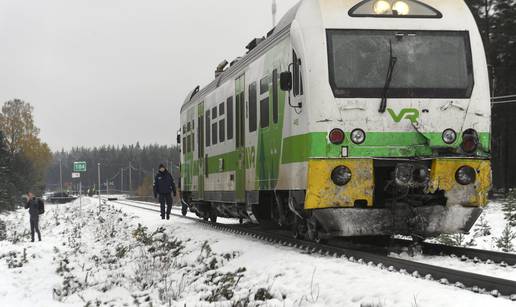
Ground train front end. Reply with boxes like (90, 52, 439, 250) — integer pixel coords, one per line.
(298, 0, 491, 238)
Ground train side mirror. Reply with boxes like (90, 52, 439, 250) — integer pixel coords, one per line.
(280, 71, 292, 91)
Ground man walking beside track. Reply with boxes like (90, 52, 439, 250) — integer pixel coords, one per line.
(153, 164, 177, 220)
(24, 192, 43, 242)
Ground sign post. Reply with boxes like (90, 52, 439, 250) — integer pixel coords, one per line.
(73, 162, 87, 217)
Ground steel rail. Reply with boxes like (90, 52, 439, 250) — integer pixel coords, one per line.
(389, 239, 516, 266)
(109, 199, 516, 299)
(123, 198, 516, 266)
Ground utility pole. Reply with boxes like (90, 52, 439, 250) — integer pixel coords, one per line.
(121, 168, 124, 193)
(59, 160, 63, 192)
(97, 163, 101, 205)
(272, 0, 277, 28)
(129, 162, 132, 195)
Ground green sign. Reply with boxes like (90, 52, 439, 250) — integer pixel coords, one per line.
(73, 162, 87, 172)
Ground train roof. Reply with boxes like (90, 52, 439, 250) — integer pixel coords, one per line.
(181, 1, 302, 111)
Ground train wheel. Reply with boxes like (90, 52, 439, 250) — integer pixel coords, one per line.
(209, 211, 218, 223)
(293, 218, 306, 240)
(313, 231, 327, 244)
(203, 216, 209, 221)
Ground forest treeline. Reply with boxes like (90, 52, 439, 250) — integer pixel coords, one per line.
(46, 145, 180, 196)
(467, 0, 516, 96)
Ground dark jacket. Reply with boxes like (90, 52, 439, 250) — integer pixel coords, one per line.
(25, 197, 40, 219)
(153, 170, 177, 196)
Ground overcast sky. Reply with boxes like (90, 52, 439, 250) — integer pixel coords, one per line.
(0, 0, 298, 151)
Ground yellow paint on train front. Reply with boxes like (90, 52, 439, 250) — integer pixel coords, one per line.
(305, 159, 374, 209)
(428, 159, 492, 207)
(305, 158, 491, 210)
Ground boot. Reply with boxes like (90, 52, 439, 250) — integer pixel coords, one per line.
(161, 216, 165, 220)
(166, 214, 170, 220)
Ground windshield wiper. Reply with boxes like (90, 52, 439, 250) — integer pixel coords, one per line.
(379, 40, 397, 113)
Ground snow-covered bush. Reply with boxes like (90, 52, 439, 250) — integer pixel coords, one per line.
(1, 248, 28, 269)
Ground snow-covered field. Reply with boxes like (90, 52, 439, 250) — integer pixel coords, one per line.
(0, 198, 515, 307)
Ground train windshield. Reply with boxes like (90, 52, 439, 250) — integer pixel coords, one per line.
(327, 30, 474, 99)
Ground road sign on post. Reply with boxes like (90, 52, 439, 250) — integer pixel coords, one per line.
(74, 162, 87, 172)
(72, 173, 81, 179)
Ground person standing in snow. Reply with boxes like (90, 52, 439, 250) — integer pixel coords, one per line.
(153, 164, 177, 220)
(24, 192, 42, 242)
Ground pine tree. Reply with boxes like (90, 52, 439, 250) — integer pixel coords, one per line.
(502, 191, 516, 226)
(0, 130, 15, 212)
(496, 223, 516, 252)
(492, 0, 516, 95)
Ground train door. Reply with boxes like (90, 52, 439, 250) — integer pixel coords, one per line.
(197, 102, 205, 200)
(269, 69, 282, 187)
(256, 70, 282, 189)
(235, 75, 246, 203)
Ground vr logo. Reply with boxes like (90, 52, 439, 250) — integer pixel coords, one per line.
(387, 108, 420, 124)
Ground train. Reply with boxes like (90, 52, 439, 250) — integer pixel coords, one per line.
(179, 0, 492, 242)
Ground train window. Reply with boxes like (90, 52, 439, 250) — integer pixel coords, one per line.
(327, 30, 474, 98)
(197, 118, 202, 158)
(260, 76, 270, 95)
(219, 103, 225, 116)
(227, 97, 234, 140)
(212, 121, 218, 145)
(186, 134, 191, 153)
(249, 82, 257, 132)
(182, 137, 186, 153)
(187, 122, 191, 132)
(192, 119, 195, 131)
(183, 125, 186, 134)
(219, 119, 225, 142)
(292, 51, 304, 97)
(212, 107, 217, 120)
(299, 71, 304, 96)
(349, 0, 442, 18)
(260, 97, 269, 128)
(293, 51, 299, 96)
(272, 69, 279, 123)
(191, 124, 195, 152)
(205, 110, 211, 147)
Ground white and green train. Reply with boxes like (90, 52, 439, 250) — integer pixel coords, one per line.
(179, 0, 492, 241)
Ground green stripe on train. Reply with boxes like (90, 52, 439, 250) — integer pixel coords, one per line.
(185, 131, 491, 179)
(281, 131, 490, 164)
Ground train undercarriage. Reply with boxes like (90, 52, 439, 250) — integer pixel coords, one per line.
(181, 158, 490, 242)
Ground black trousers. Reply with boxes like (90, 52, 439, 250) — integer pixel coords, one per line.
(159, 193, 173, 217)
(30, 217, 41, 242)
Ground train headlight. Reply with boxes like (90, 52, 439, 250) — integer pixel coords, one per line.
(329, 128, 345, 145)
(351, 129, 366, 145)
(373, 0, 391, 14)
(392, 1, 410, 15)
(461, 129, 479, 153)
(442, 129, 457, 145)
(331, 166, 352, 186)
(456, 166, 476, 185)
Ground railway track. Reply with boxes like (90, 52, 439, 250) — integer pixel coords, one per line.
(107, 198, 516, 299)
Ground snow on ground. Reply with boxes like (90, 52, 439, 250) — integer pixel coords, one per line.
(393, 201, 516, 281)
(0, 198, 515, 307)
